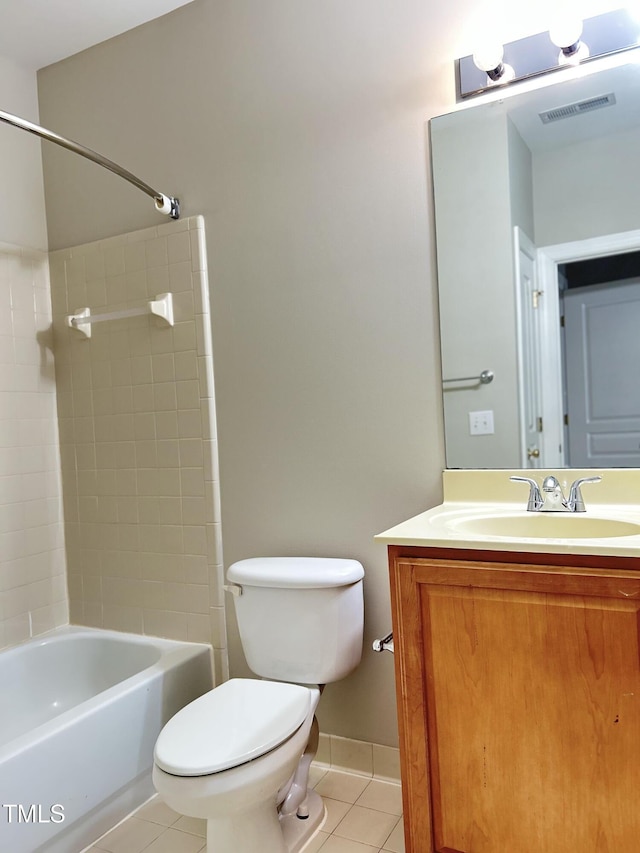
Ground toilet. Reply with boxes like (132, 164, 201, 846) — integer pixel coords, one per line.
(152, 556, 365, 853)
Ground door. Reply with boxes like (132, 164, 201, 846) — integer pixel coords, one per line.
(563, 277, 640, 466)
(514, 229, 543, 467)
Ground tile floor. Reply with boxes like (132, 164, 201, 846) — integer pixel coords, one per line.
(85, 766, 405, 853)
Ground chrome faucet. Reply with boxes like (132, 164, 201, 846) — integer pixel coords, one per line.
(510, 474, 602, 512)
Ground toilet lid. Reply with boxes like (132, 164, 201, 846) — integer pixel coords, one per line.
(154, 678, 312, 776)
(227, 557, 364, 588)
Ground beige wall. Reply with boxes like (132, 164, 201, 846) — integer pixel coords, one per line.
(37, 0, 451, 747)
(31, 0, 628, 749)
(0, 55, 68, 650)
(0, 0, 625, 747)
(0, 55, 48, 251)
(508, 120, 534, 241)
(49, 216, 227, 678)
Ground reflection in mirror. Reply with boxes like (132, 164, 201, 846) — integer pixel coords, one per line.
(431, 58, 640, 470)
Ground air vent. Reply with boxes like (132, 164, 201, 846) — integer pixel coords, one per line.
(539, 93, 616, 124)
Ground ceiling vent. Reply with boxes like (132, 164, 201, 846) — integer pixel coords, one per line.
(539, 93, 616, 124)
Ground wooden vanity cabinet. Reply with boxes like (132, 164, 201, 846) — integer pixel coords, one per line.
(388, 545, 640, 853)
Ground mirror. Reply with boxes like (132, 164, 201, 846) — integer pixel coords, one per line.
(431, 58, 640, 470)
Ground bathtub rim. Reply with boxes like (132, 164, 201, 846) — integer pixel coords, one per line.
(0, 625, 213, 762)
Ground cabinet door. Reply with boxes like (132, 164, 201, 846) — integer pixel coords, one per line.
(390, 557, 640, 853)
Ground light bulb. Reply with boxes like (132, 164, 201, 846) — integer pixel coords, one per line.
(473, 44, 504, 73)
(549, 17, 583, 53)
(472, 43, 515, 86)
(472, 44, 511, 83)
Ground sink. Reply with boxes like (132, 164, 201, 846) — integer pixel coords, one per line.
(374, 470, 640, 553)
(450, 514, 640, 540)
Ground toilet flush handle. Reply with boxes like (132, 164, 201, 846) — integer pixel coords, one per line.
(372, 632, 394, 653)
(224, 582, 243, 597)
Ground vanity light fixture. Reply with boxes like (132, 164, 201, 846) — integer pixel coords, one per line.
(457, 6, 640, 100)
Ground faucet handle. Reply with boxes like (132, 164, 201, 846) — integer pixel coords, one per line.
(568, 475, 602, 512)
(510, 476, 543, 511)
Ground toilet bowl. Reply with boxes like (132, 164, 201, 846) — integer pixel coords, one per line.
(153, 679, 322, 853)
(152, 557, 365, 853)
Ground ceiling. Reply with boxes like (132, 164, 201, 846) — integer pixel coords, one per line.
(0, 0, 195, 70)
(505, 61, 640, 152)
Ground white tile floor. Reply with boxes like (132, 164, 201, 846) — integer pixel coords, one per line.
(86, 767, 405, 853)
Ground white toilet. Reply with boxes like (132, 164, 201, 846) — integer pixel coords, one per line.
(152, 556, 365, 853)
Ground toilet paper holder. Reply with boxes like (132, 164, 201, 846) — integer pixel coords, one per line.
(372, 632, 394, 653)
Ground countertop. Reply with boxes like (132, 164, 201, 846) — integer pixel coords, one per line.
(375, 469, 640, 557)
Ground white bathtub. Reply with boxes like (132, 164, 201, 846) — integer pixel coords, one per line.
(0, 626, 213, 853)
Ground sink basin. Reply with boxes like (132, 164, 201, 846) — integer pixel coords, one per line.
(450, 514, 640, 540)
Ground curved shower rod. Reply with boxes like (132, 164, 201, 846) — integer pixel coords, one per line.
(0, 108, 180, 219)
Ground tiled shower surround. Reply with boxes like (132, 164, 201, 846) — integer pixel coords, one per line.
(49, 216, 227, 678)
(0, 242, 67, 650)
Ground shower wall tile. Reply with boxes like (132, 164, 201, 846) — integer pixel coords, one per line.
(50, 216, 226, 677)
(0, 241, 68, 651)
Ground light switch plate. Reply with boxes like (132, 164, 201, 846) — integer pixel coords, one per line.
(469, 410, 495, 435)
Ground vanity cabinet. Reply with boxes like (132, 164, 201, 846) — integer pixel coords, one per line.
(388, 545, 640, 853)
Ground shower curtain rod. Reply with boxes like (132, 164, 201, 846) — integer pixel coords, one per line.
(0, 108, 180, 219)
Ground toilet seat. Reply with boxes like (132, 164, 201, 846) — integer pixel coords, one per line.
(154, 678, 312, 777)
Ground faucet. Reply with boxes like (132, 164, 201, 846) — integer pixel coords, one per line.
(510, 474, 602, 512)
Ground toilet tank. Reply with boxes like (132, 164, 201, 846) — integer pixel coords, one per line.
(226, 557, 365, 684)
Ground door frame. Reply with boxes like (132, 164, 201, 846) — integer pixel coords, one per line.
(513, 228, 543, 468)
(536, 227, 640, 467)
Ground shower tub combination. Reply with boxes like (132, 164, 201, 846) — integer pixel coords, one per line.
(0, 626, 213, 853)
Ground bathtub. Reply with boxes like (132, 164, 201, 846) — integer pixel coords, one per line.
(0, 626, 213, 853)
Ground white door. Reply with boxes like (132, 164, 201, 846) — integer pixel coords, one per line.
(515, 229, 543, 468)
(563, 278, 640, 467)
